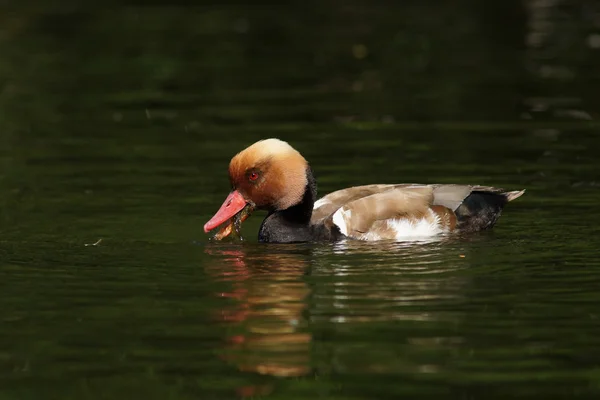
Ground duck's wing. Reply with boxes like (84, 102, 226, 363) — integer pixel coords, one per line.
(311, 184, 414, 225)
(313, 184, 525, 240)
(325, 185, 453, 240)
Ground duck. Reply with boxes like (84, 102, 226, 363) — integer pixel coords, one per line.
(204, 138, 525, 243)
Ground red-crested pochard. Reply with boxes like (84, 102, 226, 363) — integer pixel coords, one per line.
(204, 138, 525, 243)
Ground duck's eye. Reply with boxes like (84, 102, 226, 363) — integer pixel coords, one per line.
(248, 171, 259, 181)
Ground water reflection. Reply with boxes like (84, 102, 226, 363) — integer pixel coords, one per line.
(309, 240, 471, 376)
(312, 240, 470, 322)
(205, 239, 475, 378)
(204, 244, 312, 378)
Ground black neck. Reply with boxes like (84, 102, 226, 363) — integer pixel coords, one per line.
(277, 166, 317, 224)
(258, 166, 317, 243)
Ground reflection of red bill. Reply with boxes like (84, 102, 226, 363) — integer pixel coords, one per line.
(236, 384, 273, 398)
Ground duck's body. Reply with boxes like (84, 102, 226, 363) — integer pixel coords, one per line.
(204, 139, 525, 243)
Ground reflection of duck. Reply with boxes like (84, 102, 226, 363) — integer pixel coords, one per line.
(205, 245, 311, 377)
(204, 139, 525, 243)
(307, 241, 471, 377)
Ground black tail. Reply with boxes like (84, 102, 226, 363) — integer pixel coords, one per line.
(455, 189, 524, 232)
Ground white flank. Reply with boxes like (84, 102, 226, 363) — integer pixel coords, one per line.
(313, 198, 329, 209)
(388, 210, 442, 240)
(332, 208, 351, 236)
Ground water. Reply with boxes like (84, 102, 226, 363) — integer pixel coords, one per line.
(2, 2, 600, 399)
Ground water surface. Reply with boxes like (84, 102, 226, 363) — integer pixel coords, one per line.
(1, 2, 600, 399)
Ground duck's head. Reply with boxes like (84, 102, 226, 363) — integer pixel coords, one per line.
(204, 138, 310, 237)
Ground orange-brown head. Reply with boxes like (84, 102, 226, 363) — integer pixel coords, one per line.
(204, 138, 309, 235)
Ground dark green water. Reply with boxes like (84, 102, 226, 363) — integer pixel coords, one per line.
(2, 2, 600, 399)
